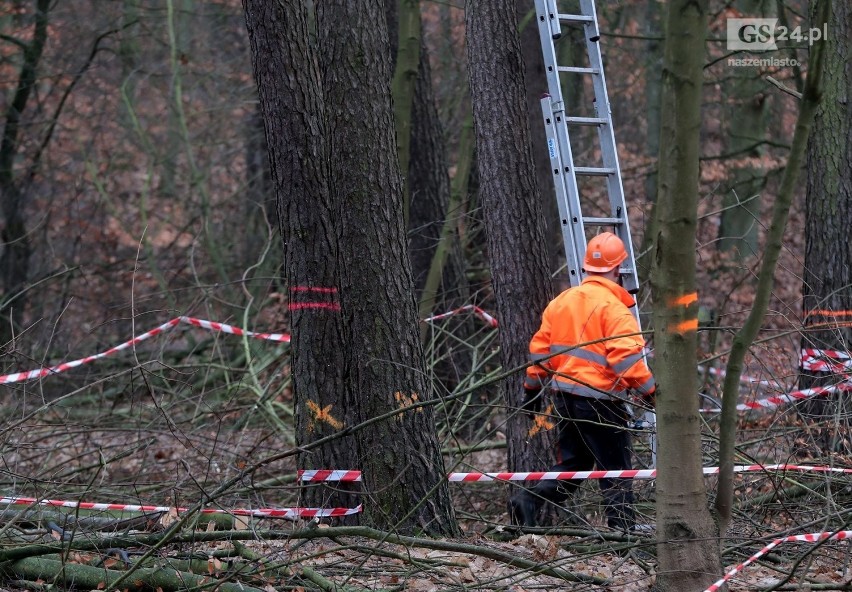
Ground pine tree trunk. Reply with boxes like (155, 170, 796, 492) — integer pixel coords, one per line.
(517, 0, 563, 279)
(651, 1, 721, 588)
(466, 0, 554, 473)
(407, 36, 466, 307)
(799, 1, 852, 445)
(242, 0, 360, 515)
(317, 0, 458, 536)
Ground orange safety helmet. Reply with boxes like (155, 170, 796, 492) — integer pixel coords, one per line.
(583, 232, 628, 273)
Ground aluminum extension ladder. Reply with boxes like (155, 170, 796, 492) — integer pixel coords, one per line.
(533, 0, 656, 464)
(533, 0, 639, 293)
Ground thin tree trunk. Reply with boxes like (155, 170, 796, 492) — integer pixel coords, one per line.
(392, 0, 421, 227)
(9, 557, 263, 592)
(466, 0, 554, 473)
(406, 31, 475, 428)
(0, 0, 49, 344)
(651, 1, 721, 588)
(318, 0, 458, 536)
(406, 35, 465, 308)
(637, 0, 663, 285)
(717, 0, 829, 529)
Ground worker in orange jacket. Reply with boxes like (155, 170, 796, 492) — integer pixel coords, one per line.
(509, 232, 655, 531)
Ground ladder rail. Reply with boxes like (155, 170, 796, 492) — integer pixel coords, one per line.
(534, 0, 656, 466)
(580, 0, 641, 295)
(533, 0, 640, 295)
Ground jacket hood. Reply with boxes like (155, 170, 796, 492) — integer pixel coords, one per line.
(581, 275, 636, 308)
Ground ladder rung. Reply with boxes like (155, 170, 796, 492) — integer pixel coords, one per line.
(566, 116, 607, 126)
(557, 66, 599, 75)
(583, 217, 624, 225)
(574, 166, 616, 176)
(558, 13, 594, 23)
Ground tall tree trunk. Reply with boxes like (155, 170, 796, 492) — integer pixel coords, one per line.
(406, 32, 475, 432)
(637, 0, 663, 285)
(799, 1, 851, 445)
(404, 31, 466, 309)
(517, 0, 562, 279)
(317, 0, 458, 536)
(0, 0, 49, 346)
(717, 0, 772, 262)
(392, 0, 421, 227)
(716, 0, 829, 532)
(651, 1, 721, 589)
(466, 0, 554, 473)
(242, 107, 276, 268)
(242, 0, 359, 515)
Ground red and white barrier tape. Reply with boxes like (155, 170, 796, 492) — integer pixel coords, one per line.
(737, 382, 852, 411)
(701, 365, 782, 389)
(299, 463, 852, 483)
(0, 316, 291, 385)
(0, 306, 494, 386)
(802, 348, 850, 360)
(422, 304, 498, 328)
(0, 496, 360, 519)
(704, 530, 852, 592)
(801, 348, 852, 373)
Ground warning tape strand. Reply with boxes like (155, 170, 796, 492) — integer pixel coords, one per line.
(0, 496, 360, 519)
(2, 308, 851, 417)
(703, 530, 852, 592)
(299, 464, 852, 483)
(736, 382, 852, 411)
(0, 316, 291, 385)
(422, 304, 498, 328)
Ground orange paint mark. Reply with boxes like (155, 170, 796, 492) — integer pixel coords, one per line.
(806, 309, 852, 317)
(669, 319, 699, 334)
(527, 403, 555, 438)
(669, 292, 698, 307)
(306, 400, 344, 430)
(394, 391, 423, 420)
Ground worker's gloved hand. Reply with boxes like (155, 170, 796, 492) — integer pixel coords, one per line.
(521, 387, 543, 417)
(641, 386, 657, 407)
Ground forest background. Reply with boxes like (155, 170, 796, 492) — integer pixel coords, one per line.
(1, 0, 850, 591)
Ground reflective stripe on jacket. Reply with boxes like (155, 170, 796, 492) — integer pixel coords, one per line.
(524, 276, 655, 400)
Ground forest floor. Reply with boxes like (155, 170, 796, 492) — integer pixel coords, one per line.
(3, 421, 852, 592)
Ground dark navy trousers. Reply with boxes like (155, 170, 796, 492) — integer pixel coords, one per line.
(530, 395, 636, 529)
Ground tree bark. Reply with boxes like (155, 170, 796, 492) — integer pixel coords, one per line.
(466, 0, 554, 473)
(716, 0, 829, 531)
(8, 556, 264, 592)
(407, 34, 476, 405)
(517, 0, 563, 278)
(637, 0, 663, 285)
(0, 0, 50, 345)
(799, 1, 851, 442)
(392, 0, 421, 227)
(651, 1, 721, 589)
(317, 0, 458, 536)
(242, 0, 359, 514)
(406, 35, 467, 310)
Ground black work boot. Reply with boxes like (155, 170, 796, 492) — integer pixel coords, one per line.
(508, 490, 539, 527)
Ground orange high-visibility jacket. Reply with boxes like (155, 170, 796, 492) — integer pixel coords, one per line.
(524, 276, 655, 400)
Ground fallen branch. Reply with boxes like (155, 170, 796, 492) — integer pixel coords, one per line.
(5, 556, 265, 592)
